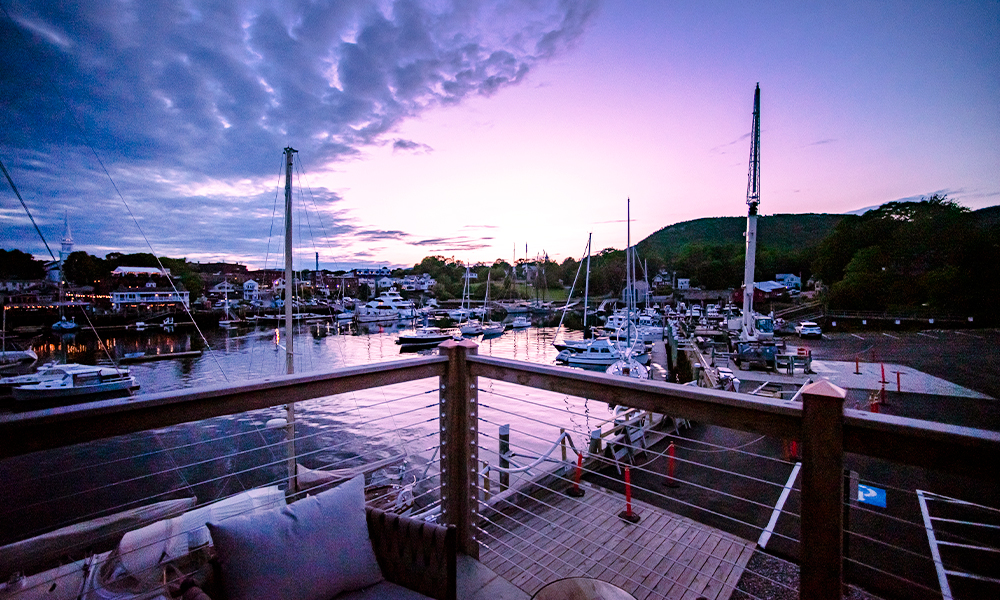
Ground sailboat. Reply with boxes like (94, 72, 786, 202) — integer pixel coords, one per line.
(552, 233, 592, 353)
(452, 266, 477, 328)
(605, 199, 649, 380)
(481, 270, 505, 337)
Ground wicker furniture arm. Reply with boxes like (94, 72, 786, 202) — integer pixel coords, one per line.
(365, 507, 457, 600)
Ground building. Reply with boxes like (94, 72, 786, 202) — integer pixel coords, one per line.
(354, 267, 392, 278)
(775, 273, 802, 290)
(676, 278, 691, 290)
(112, 282, 190, 310)
(111, 266, 171, 277)
(243, 280, 260, 301)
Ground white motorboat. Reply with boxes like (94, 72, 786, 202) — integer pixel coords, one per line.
(395, 326, 454, 346)
(376, 288, 417, 318)
(510, 315, 531, 329)
(7, 363, 138, 402)
(556, 338, 649, 368)
(355, 301, 400, 323)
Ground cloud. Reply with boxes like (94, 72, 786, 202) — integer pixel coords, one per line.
(806, 138, 837, 146)
(0, 0, 598, 259)
(392, 139, 433, 153)
(709, 132, 751, 155)
(356, 229, 411, 241)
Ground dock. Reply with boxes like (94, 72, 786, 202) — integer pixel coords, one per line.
(479, 480, 756, 600)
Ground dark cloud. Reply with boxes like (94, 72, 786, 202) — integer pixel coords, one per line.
(807, 138, 837, 146)
(413, 235, 492, 251)
(356, 229, 410, 241)
(392, 139, 433, 153)
(709, 132, 751, 155)
(0, 0, 598, 259)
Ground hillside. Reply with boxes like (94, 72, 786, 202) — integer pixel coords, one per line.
(636, 213, 845, 262)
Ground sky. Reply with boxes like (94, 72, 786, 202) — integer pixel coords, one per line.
(1, 0, 998, 271)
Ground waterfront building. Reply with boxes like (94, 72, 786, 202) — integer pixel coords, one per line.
(111, 284, 190, 310)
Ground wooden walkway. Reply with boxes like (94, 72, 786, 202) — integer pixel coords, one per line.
(478, 481, 756, 600)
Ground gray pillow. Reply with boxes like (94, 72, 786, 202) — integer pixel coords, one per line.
(207, 474, 384, 600)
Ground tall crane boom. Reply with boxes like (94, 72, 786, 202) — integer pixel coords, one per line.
(740, 84, 761, 341)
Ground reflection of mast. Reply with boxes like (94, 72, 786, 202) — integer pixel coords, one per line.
(283, 146, 298, 494)
(740, 84, 761, 341)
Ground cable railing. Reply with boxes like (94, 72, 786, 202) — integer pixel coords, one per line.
(1, 341, 999, 600)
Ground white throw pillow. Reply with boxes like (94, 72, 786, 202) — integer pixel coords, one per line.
(207, 474, 384, 600)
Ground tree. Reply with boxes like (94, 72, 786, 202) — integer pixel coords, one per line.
(0, 249, 45, 279)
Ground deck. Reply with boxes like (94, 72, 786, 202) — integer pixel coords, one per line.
(479, 480, 756, 600)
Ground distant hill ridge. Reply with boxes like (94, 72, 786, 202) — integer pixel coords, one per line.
(636, 213, 846, 261)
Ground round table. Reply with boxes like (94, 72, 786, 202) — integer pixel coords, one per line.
(532, 577, 638, 600)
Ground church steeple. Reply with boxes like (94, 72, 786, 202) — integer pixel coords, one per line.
(60, 210, 73, 260)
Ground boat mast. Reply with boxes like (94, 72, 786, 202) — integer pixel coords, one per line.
(740, 84, 761, 342)
(284, 147, 296, 374)
(583, 233, 591, 331)
(626, 198, 632, 353)
(283, 146, 298, 495)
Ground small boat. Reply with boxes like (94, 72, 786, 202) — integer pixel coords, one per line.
(6, 363, 138, 403)
(510, 315, 531, 329)
(51, 317, 78, 332)
(606, 358, 650, 379)
(395, 326, 454, 346)
(481, 321, 505, 337)
(459, 319, 483, 335)
(556, 338, 650, 368)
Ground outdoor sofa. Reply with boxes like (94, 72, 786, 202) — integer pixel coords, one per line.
(178, 475, 456, 600)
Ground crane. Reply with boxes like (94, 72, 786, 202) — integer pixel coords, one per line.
(739, 83, 773, 342)
(733, 84, 777, 370)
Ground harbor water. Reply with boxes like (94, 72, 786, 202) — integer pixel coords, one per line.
(1, 322, 610, 547)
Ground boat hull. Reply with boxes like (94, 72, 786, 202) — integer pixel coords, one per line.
(12, 377, 138, 402)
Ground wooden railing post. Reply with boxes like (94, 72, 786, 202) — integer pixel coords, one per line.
(439, 339, 479, 559)
(799, 380, 847, 600)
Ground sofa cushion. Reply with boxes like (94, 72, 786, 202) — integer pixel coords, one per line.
(207, 474, 383, 600)
(338, 580, 433, 600)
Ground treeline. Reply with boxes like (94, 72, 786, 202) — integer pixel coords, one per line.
(812, 196, 1000, 314)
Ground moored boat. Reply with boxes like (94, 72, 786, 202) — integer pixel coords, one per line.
(6, 363, 138, 403)
(395, 326, 454, 346)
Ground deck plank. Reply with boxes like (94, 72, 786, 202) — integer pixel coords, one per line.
(479, 482, 755, 600)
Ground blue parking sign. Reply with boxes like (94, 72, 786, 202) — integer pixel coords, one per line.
(858, 484, 886, 507)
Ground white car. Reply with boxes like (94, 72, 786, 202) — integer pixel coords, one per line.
(795, 321, 822, 338)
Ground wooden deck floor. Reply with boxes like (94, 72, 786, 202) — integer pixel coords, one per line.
(478, 481, 756, 600)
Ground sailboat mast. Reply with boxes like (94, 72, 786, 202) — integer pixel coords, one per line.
(626, 198, 632, 350)
(284, 147, 297, 374)
(283, 146, 298, 495)
(583, 233, 591, 330)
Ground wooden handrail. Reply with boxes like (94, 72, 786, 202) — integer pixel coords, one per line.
(466, 354, 1000, 479)
(0, 356, 447, 459)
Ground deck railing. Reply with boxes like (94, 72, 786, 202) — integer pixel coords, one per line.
(1, 339, 998, 600)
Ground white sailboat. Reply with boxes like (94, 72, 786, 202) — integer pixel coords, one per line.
(552, 233, 592, 353)
(606, 198, 649, 380)
(481, 270, 505, 337)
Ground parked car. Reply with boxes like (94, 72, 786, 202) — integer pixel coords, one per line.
(795, 321, 822, 338)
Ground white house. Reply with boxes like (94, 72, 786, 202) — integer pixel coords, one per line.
(676, 278, 691, 290)
(243, 280, 260, 300)
(775, 273, 801, 290)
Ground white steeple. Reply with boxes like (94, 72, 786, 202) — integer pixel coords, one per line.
(60, 210, 73, 260)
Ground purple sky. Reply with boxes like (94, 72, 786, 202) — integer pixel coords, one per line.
(2, 0, 997, 270)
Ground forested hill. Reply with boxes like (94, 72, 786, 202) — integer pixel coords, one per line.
(636, 213, 845, 262)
